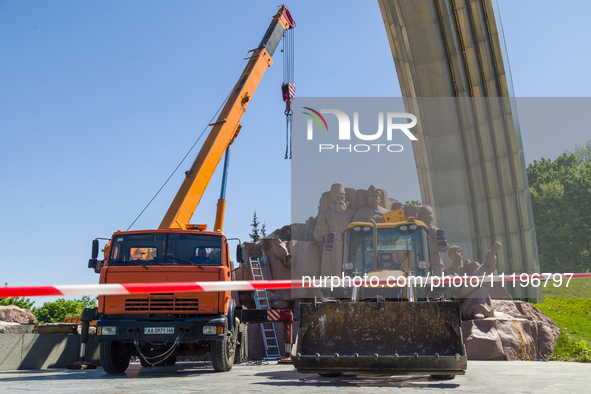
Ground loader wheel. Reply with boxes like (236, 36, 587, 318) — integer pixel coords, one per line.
(100, 340, 131, 374)
(430, 375, 455, 380)
(211, 330, 236, 372)
(319, 373, 343, 377)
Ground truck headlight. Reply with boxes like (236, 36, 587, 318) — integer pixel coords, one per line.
(203, 326, 216, 335)
(101, 326, 117, 335)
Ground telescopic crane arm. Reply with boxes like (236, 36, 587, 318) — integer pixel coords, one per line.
(159, 5, 295, 231)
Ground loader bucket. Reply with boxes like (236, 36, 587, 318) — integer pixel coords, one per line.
(292, 300, 467, 376)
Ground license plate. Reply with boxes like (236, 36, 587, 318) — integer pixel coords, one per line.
(144, 327, 175, 335)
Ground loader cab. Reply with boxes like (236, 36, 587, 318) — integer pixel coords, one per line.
(341, 210, 431, 300)
(345, 221, 430, 276)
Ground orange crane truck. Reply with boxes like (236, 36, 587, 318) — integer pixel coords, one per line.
(86, 5, 295, 374)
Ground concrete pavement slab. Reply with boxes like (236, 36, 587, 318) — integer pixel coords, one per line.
(0, 360, 589, 393)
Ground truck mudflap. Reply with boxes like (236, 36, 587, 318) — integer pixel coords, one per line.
(292, 300, 467, 376)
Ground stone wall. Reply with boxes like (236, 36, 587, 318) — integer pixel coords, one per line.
(0, 333, 100, 371)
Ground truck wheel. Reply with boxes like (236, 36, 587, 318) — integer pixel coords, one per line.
(100, 340, 131, 374)
(211, 331, 236, 372)
(430, 375, 455, 380)
(234, 324, 248, 365)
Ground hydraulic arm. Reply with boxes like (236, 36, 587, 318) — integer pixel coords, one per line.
(160, 5, 295, 231)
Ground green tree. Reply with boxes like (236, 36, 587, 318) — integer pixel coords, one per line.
(568, 140, 591, 164)
(0, 297, 35, 310)
(527, 152, 591, 273)
(0, 283, 35, 310)
(33, 295, 97, 323)
(404, 200, 422, 206)
(250, 211, 262, 242)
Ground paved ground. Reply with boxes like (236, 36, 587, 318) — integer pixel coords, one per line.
(0, 360, 590, 393)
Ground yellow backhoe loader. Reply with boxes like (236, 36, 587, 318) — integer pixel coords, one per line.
(292, 209, 467, 379)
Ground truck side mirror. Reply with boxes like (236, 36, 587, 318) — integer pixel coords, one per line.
(436, 229, 445, 238)
(325, 232, 335, 251)
(92, 239, 99, 259)
(88, 258, 98, 270)
(236, 244, 244, 264)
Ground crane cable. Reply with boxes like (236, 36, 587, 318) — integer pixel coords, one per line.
(126, 89, 233, 231)
(282, 27, 295, 159)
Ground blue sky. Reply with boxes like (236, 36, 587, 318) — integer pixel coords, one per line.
(0, 0, 590, 304)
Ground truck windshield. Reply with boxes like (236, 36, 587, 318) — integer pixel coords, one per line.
(109, 233, 223, 266)
(348, 226, 429, 275)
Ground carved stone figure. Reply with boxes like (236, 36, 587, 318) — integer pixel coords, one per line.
(313, 183, 355, 277)
(418, 206, 448, 276)
(403, 205, 421, 221)
(352, 184, 390, 223)
(444, 243, 502, 320)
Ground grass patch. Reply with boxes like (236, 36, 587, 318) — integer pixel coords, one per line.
(535, 298, 591, 345)
(534, 297, 591, 362)
(545, 328, 591, 362)
(541, 277, 591, 298)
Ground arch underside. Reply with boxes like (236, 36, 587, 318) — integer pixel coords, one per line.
(378, 0, 540, 299)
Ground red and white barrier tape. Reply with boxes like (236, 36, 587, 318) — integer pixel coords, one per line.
(1, 273, 590, 298)
(0, 280, 296, 298)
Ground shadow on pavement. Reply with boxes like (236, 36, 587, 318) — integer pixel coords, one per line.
(0, 362, 219, 382)
(253, 370, 461, 389)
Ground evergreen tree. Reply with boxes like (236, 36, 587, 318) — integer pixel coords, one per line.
(250, 211, 261, 242)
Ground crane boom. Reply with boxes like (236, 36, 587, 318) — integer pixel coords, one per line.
(160, 5, 295, 230)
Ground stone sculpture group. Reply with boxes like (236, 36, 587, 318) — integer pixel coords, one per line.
(234, 182, 559, 361)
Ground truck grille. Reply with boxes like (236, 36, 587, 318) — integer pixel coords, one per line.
(124, 298, 199, 313)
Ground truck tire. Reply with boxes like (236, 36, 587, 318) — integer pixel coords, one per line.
(100, 340, 131, 374)
(211, 331, 236, 372)
(234, 323, 248, 365)
(431, 375, 455, 380)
